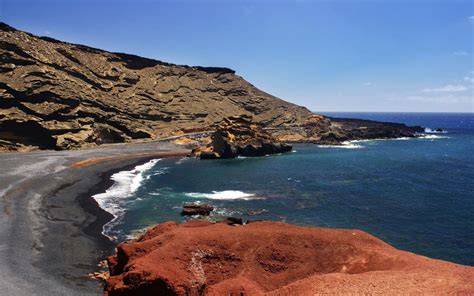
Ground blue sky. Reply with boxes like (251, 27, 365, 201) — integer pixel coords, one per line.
(1, 0, 473, 112)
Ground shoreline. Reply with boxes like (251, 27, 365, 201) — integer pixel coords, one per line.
(0, 130, 468, 295)
(0, 141, 190, 295)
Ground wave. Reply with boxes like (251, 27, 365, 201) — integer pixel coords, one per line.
(92, 158, 160, 240)
(424, 128, 448, 134)
(318, 141, 364, 149)
(418, 134, 450, 139)
(176, 157, 189, 164)
(185, 190, 259, 200)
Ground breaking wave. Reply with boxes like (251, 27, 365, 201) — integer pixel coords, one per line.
(185, 190, 259, 200)
(92, 159, 161, 240)
(419, 134, 450, 139)
(318, 141, 364, 149)
(424, 128, 448, 134)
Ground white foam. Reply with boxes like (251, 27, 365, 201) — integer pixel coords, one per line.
(176, 157, 189, 164)
(185, 190, 259, 200)
(424, 128, 448, 134)
(318, 141, 363, 149)
(92, 158, 161, 240)
(418, 134, 450, 139)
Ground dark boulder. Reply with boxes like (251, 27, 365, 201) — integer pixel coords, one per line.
(181, 204, 214, 216)
(219, 217, 243, 225)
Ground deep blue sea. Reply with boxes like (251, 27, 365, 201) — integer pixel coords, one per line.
(94, 113, 474, 266)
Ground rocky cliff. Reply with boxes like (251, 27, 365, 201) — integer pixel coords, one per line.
(0, 22, 312, 151)
(0, 22, 423, 152)
(104, 220, 474, 295)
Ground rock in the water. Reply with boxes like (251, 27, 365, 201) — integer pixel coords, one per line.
(193, 115, 292, 159)
(181, 204, 214, 216)
(104, 220, 474, 296)
(219, 216, 243, 225)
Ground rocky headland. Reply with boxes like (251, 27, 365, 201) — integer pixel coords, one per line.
(1, 22, 423, 152)
(104, 220, 474, 295)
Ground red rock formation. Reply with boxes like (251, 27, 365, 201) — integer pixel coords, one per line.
(104, 221, 474, 295)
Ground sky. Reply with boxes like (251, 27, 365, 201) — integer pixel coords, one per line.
(1, 0, 473, 112)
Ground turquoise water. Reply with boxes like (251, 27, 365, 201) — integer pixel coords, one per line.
(96, 113, 474, 266)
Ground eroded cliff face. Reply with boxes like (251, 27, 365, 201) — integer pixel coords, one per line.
(0, 22, 424, 152)
(0, 22, 312, 151)
(104, 220, 474, 295)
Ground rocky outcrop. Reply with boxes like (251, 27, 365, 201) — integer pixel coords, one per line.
(104, 220, 474, 295)
(269, 115, 424, 145)
(193, 115, 292, 159)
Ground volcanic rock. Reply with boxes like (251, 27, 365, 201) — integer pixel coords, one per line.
(104, 220, 474, 295)
(0, 22, 425, 152)
(193, 115, 292, 159)
(0, 22, 428, 153)
(219, 217, 243, 225)
(0, 23, 311, 151)
(181, 204, 214, 216)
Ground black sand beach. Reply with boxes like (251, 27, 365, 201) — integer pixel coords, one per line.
(0, 141, 190, 295)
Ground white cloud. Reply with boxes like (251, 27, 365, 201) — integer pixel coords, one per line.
(398, 94, 472, 105)
(421, 84, 468, 93)
(464, 76, 474, 83)
(453, 51, 469, 56)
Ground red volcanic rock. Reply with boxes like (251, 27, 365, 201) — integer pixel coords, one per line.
(104, 221, 474, 295)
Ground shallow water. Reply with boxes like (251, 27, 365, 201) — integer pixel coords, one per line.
(95, 113, 474, 266)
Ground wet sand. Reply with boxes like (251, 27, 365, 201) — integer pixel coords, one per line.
(0, 141, 190, 295)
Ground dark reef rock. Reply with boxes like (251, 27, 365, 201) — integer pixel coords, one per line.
(193, 115, 292, 159)
(104, 220, 474, 296)
(219, 216, 243, 225)
(312, 117, 424, 145)
(181, 204, 214, 216)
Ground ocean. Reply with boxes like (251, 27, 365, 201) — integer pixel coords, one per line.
(93, 112, 474, 266)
